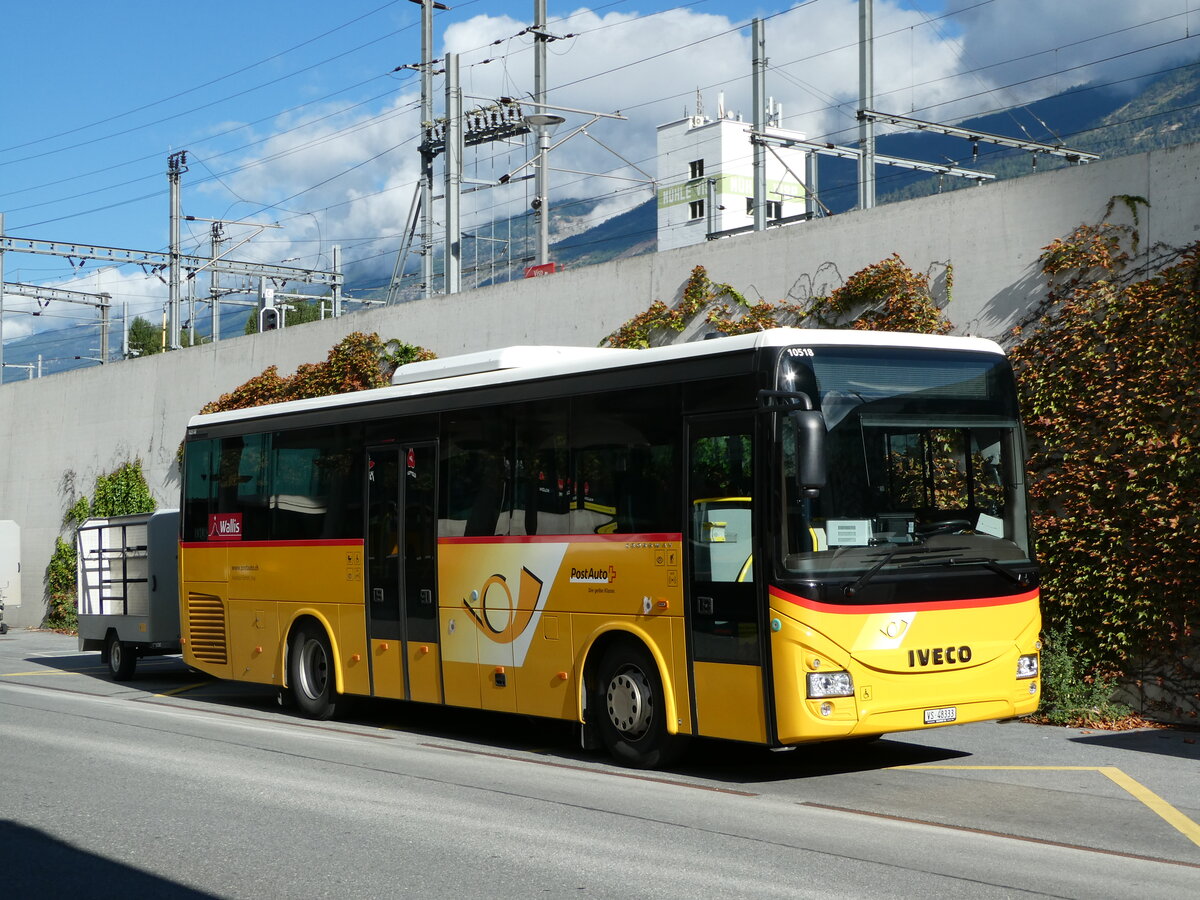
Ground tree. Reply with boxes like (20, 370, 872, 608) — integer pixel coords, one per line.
(128, 316, 163, 356)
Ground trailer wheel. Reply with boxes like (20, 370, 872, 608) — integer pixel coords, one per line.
(594, 640, 687, 769)
(288, 624, 338, 720)
(107, 633, 137, 681)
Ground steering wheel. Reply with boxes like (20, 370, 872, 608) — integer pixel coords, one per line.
(914, 518, 972, 537)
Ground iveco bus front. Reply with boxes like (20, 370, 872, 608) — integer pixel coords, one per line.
(766, 337, 1041, 743)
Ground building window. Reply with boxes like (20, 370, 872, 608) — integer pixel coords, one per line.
(689, 159, 704, 179)
(745, 198, 783, 219)
(689, 199, 705, 220)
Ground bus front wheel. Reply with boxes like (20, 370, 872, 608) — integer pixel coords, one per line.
(288, 625, 338, 720)
(595, 641, 686, 769)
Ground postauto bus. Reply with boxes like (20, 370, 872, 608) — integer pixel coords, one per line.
(179, 328, 1039, 767)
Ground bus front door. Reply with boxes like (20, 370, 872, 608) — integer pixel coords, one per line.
(686, 417, 768, 744)
(365, 444, 441, 703)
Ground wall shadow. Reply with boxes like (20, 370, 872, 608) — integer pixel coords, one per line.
(1069, 728, 1200, 761)
(0, 821, 220, 899)
(975, 265, 1048, 342)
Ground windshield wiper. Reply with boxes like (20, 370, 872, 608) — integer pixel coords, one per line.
(898, 554, 1024, 585)
(843, 545, 944, 598)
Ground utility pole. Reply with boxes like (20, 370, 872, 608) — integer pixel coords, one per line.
(444, 52, 462, 294)
(210, 222, 224, 342)
(858, 0, 876, 210)
(752, 18, 767, 232)
(168, 151, 187, 350)
(411, 0, 446, 299)
(331, 245, 343, 315)
(532, 0, 551, 264)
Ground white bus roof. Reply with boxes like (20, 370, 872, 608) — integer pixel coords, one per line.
(189, 328, 1005, 430)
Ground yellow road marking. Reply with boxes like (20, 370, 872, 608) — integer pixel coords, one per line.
(152, 682, 211, 697)
(901, 764, 1200, 849)
(1099, 766, 1200, 848)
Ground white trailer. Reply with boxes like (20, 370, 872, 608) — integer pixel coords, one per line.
(76, 510, 180, 679)
(0, 520, 19, 634)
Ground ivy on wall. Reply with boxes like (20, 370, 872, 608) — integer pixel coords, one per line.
(1010, 206, 1199, 721)
(603, 255, 951, 348)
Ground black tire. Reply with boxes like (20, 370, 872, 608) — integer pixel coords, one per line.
(288, 624, 338, 720)
(107, 633, 137, 681)
(594, 641, 687, 769)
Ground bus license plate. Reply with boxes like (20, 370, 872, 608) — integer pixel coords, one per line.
(924, 706, 957, 725)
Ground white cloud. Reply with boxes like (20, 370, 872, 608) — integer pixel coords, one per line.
(4, 266, 165, 337)
(949, 0, 1195, 103)
(51, 0, 1192, 296)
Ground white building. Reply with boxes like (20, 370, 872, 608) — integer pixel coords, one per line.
(656, 99, 811, 251)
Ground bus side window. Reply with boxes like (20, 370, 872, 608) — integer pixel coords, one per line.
(182, 438, 217, 542)
(513, 400, 570, 536)
(570, 389, 681, 536)
(441, 408, 512, 537)
(213, 434, 270, 541)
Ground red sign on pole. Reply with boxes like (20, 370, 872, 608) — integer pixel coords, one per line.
(524, 262, 563, 278)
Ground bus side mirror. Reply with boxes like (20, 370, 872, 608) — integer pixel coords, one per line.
(790, 410, 828, 495)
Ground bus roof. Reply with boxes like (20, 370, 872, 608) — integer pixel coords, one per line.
(188, 327, 1006, 430)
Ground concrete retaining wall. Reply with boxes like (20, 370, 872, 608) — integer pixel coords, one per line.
(2, 140, 1196, 625)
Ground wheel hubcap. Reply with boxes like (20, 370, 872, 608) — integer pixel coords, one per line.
(299, 639, 328, 700)
(606, 666, 653, 739)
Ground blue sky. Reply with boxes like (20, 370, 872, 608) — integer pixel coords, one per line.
(2, 1, 1197, 340)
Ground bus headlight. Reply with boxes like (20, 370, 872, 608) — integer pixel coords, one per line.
(807, 671, 854, 698)
(1016, 654, 1039, 679)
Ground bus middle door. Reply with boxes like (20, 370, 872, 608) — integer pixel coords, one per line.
(366, 444, 441, 703)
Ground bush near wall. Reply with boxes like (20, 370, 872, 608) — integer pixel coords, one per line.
(197, 332, 435, 414)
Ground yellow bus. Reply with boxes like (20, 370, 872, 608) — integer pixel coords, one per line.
(179, 328, 1040, 767)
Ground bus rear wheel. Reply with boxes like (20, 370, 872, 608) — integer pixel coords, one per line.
(595, 641, 686, 769)
(288, 624, 338, 720)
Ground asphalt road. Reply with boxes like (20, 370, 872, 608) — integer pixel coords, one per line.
(1, 629, 1197, 899)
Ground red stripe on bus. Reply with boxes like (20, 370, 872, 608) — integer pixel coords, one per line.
(180, 539, 364, 549)
(770, 585, 1039, 614)
(439, 533, 683, 545)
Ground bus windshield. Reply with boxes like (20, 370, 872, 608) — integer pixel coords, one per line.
(777, 346, 1033, 595)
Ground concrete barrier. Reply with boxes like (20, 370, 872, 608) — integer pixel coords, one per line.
(2, 140, 1196, 624)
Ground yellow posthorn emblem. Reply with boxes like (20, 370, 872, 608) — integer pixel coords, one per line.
(463, 567, 545, 644)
